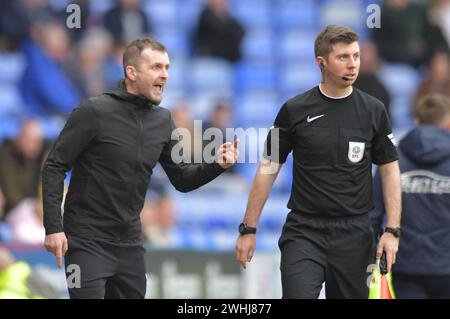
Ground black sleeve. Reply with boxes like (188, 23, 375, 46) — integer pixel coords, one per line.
(158, 117, 225, 193)
(371, 104, 399, 165)
(263, 103, 293, 164)
(42, 102, 98, 234)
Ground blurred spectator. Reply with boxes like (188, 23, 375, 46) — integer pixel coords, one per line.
(371, 94, 450, 298)
(354, 41, 391, 116)
(140, 191, 176, 248)
(204, 102, 233, 137)
(20, 19, 81, 116)
(429, 0, 450, 47)
(171, 101, 200, 163)
(0, 247, 60, 298)
(103, 0, 151, 45)
(372, 0, 446, 68)
(413, 50, 450, 115)
(6, 198, 45, 245)
(0, 0, 31, 50)
(0, 120, 45, 215)
(70, 28, 113, 97)
(193, 0, 245, 62)
(203, 102, 237, 171)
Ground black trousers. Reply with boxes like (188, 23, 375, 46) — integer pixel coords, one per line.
(279, 212, 375, 299)
(64, 235, 146, 299)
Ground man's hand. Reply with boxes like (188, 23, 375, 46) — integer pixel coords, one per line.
(235, 234, 256, 269)
(44, 232, 68, 269)
(376, 232, 399, 273)
(217, 139, 240, 169)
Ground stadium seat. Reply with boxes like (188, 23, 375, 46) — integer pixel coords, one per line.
(230, 0, 272, 29)
(277, 29, 317, 63)
(176, 0, 204, 34)
(235, 61, 277, 92)
(379, 63, 421, 98)
(241, 28, 275, 63)
(0, 53, 26, 84)
(0, 84, 26, 117)
(274, 0, 318, 30)
(190, 57, 235, 95)
(143, 0, 178, 30)
(279, 63, 321, 99)
(319, 0, 365, 30)
(0, 115, 20, 140)
(153, 27, 189, 58)
(234, 89, 279, 127)
(88, 0, 114, 17)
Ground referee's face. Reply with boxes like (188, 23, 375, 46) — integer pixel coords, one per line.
(326, 41, 360, 87)
(134, 48, 170, 105)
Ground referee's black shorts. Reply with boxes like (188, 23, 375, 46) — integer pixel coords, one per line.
(279, 211, 376, 299)
(64, 235, 146, 299)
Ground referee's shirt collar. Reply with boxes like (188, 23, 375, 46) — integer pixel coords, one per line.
(318, 83, 353, 100)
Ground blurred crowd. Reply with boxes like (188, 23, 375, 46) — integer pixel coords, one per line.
(0, 0, 449, 250)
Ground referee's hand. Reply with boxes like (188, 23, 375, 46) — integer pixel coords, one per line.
(236, 234, 256, 269)
(44, 232, 68, 269)
(376, 232, 399, 273)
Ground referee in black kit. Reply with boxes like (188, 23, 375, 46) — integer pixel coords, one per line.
(42, 38, 238, 299)
(236, 25, 402, 299)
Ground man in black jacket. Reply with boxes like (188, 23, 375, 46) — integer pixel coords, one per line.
(42, 38, 239, 299)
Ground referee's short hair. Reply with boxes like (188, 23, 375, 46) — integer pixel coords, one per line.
(314, 25, 359, 58)
(123, 38, 167, 78)
(415, 94, 450, 126)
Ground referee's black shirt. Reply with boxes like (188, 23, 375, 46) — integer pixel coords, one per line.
(264, 86, 398, 216)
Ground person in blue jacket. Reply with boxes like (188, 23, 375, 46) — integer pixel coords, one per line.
(371, 93, 450, 299)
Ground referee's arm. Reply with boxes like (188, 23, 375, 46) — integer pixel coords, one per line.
(236, 159, 282, 269)
(376, 160, 402, 273)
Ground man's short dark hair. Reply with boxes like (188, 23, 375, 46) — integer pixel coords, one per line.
(415, 94, 450, 126)
(123, 38, 167, 78)
(314, 25, 359, 58)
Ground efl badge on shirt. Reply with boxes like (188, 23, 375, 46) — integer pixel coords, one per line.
(348, 141, 365, 163)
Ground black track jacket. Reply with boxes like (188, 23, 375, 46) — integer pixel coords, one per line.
(42, 81, 225, 240)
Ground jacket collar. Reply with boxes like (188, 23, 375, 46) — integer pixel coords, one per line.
(105, 79, 156, 109)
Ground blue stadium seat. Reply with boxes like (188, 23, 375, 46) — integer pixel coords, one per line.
(277, 29, 317, 63)
(0, 115, 20, 140)
(143, 0, 179, 29)
(176, 0, 204, 34)
(280, 63, 321, 99)
(274, 0, 318, 30)
(389, 96, 415, 133)
(379, 63, 421, 98)
(162, 56, 188, 97)
(37, 117, 65, 140)
(234, 89, 279, 127)
(0, 53, 26, 84)
(319, 0, 364, 30)
(190, 57, 235, 95)
(235, 62, 277, 92)
(230, 0, 272, 29)
(88, 0, 114, 17)
(241, 28, 275, 63)
(0, 84, 26, 117)
(153, 27, 189, 58)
